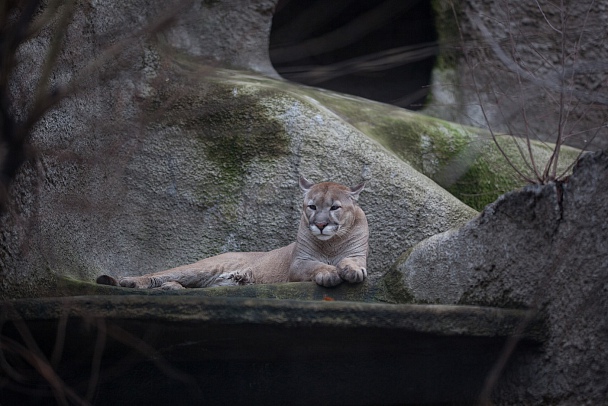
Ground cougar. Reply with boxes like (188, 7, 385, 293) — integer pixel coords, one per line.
(96, 176, 368, 289)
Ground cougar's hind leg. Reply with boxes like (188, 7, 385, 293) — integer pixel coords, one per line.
(158, 281, 186, 290)
(99, 254, 257, 289)
(210, 270, 255, 287)
(118, 267, 208, 289)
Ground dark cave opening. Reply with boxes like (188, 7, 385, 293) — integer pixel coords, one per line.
(270, 0, 438, 110)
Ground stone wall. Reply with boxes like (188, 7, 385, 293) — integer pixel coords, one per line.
(425, 0, 608, 151)
(0, 0, 477, 298)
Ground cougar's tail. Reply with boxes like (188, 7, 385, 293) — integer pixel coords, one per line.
(96, 274, 119, 286)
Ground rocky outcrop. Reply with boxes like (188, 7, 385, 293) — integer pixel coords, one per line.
(0, 0, 586, 301)
(387, 149, 608, 404)
(1, 0, 481, 299)
(303, 90, 580, 210)
(425, 0, 608, 151)
(1, 63, 480, 299)
(1, 1, 605, 403)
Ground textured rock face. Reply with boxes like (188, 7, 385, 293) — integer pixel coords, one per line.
(0, 1, 477, 299)
(165, 0, 279, 76)
(390, 150, 608, 404)
(426, 0, 608, 151)
(306, 91, 580, 210)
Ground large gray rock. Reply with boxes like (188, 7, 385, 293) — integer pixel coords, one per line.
(301, 90, 580, 210)
(387, 149, 608, 404)
(425, 0, 608, 151)
(0, 1, 477, 299)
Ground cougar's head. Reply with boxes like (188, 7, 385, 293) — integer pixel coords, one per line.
(299, 176, 365, 241)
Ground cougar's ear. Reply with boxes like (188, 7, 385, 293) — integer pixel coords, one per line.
(349, 182, 365, 201)
(299, 176, 315, 193)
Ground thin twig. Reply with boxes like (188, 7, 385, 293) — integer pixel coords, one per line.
(450, 1, 536, 183)
(504, 0, 542, 181)
(86, 318, 107, 402)
(34, 0, 76, 105)
(534, 0, 563, 34)
(1, 304, 90, 406)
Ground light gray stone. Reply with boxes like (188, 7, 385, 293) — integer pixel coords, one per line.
(390, 149, 608, 404)
(0, 1, 476, 299)
(426, 0, 608, 151)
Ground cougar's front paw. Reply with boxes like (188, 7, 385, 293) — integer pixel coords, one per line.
(338, 262, 367, 283)
(314, 268, 343, 287)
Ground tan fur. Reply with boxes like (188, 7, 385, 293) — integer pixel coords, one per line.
(97, 177, 368, 290)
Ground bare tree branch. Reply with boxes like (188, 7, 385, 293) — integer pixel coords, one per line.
(449, 1, 537, 184)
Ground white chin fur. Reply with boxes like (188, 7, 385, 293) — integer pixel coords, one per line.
(310, 225, 337, 240)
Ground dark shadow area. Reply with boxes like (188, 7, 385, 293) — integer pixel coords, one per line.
(2, 318, 536, 406)
(0, 295, 544, 405)
(270, 0, 438, 110)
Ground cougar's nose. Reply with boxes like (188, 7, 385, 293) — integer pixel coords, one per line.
(315, 222, 328, 231)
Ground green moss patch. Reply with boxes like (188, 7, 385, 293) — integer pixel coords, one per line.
(52, 277, 384, 303)
(150, 72, 289, 183)
(446, 136, 581, 210)
(165, 67, 583, 213)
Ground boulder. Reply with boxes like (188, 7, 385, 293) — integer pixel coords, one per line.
(1, 0, 479, 299)
(303, 89, 580, 210)
(0, 0, 577, 303)
(386, 149, 608, 404)
(425, 0, 608, 151)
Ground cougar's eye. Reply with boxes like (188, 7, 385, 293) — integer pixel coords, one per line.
(308, 205, 317, 210)
(330, 205, 341, 211)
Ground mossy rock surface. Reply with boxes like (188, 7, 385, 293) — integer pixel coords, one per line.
(4, 293, 545, 341)
(3, 35, 580, 298)
(211, 69, 581, 211)
(54, 276, 389, 303)
(1, 56, 478, 299)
